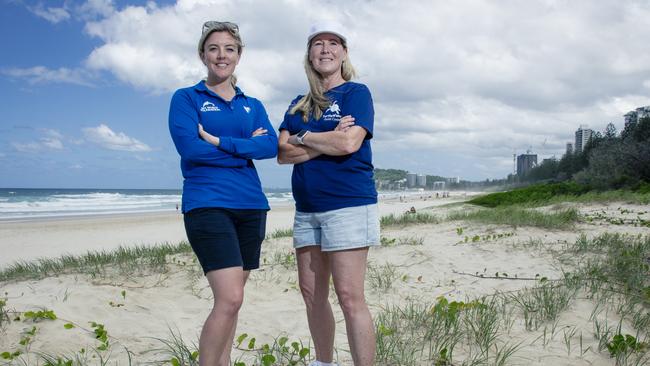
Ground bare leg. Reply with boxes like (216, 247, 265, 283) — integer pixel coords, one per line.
(199, 267, 247, 366)
(330, 248, 375, 366)
(296, 246, 335, 363)
(217, 271, 250, 365)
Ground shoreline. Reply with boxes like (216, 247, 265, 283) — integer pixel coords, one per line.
(0, 194, 464, 269)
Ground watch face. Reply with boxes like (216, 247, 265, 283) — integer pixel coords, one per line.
(297, 130, 307, 138)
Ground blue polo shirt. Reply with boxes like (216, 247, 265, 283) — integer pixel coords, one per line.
(279, 81, 377, 213)
(169, 81, 278, 212)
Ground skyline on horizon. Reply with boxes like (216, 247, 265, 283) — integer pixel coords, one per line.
(1, 0, 649, 189)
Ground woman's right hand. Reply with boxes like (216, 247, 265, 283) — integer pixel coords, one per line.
(335, 115, 355, 132)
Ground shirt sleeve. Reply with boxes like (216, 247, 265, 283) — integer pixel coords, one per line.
(168, 89, 247, 168)
(343, 84, 374, 139)
(218, 99, 279, 160)
(278, 96, 303, 132)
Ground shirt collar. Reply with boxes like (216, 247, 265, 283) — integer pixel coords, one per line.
(193, 80, 245, 99)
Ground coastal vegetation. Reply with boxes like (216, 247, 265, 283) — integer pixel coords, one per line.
(2, 198, 650, 364)
(516, 116, 650, 189)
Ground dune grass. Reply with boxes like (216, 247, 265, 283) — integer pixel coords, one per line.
(469, 182, 650, 208)
(447, 207, 580, 230)
(0, 241, 193, 282)
(380, 212, 440, 228)
(266, 227, 293, 240)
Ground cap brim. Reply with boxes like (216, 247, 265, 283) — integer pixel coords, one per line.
(308, 31, 346, 44)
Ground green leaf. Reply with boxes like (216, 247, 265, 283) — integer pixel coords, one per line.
(291, 342, 300, 352)
(247, 337, 256, 349)
(236, 333, 248, 347)
(278, 336, 288, 347)
(261, 354, 276, 366)
(1, 352, 12, 360)
(191, 351, 199, 360)
(299, 348, 310, 358)
(170, 357, 180, 366)
(64, 323, 74, 329)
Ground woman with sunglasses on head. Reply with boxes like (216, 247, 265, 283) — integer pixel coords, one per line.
(168, 21, 277, 366)
(278, 22, 378, 366)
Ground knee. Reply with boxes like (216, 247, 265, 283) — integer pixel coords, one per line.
(335, 286, 366, 315)
(214, 290, 244, 316)
(299, 281, 328, 308)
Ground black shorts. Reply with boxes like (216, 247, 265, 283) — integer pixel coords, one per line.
(183, 207, 267, 274)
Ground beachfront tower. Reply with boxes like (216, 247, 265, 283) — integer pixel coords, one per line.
(416, 174, 427, 187)
(406, 173, 417, 188)
(575, 125, 593, 153)
(516, 153, 537, 176)
(566, 142, 573, 155)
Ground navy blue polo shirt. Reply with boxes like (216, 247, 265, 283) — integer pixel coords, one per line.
(169, 81, 278, 212)
(279, 82, 377, 213)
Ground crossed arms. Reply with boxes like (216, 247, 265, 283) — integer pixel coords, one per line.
(277, 115, 367, 165)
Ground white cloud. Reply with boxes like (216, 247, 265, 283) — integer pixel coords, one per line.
(12, 142, 42, 153)
(76, 0, 115, 20)
(11, 128, 65, 152)
(27, 4, 71, 23)
(83, 124, 152, 152)
(2, 66, 94, 86)
(14, 0, 650, 179)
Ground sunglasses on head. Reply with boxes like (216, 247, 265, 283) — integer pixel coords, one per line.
(202, 21, 239, 33)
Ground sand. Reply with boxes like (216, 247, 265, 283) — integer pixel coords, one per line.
(1, 193, 648, 365)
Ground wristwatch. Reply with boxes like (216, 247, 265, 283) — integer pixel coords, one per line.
(296, 129, 310, 145)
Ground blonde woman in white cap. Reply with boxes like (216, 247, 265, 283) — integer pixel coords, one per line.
(169, 21, 277, 366)
(278, 21, 378, 366)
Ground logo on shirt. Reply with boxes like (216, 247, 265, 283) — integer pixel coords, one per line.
(200, 101, 220, 112)
(243, 106, 251, 113)
(323, 100, 341, 122)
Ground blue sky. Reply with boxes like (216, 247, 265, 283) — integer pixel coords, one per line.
(1, 0, 649, 189)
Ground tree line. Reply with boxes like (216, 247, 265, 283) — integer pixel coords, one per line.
(520, 116, 650, 190)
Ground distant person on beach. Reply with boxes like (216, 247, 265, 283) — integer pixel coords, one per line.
(277, 21, 378, 366)
(168, 21, 277, 366)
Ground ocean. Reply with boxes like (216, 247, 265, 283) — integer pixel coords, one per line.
(0, 188, 294, 220)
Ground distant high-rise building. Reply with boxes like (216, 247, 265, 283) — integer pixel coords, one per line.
(575, 126, 593, 152)
(566, 142, 573, 155)
(624, 106, 650, 131)
(416, 174, 427, 187)
(406, 173, 417, 188)
(517, 153, 537, 176)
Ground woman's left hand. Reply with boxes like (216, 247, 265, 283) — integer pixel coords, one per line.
(198, 123, 220, 147)
(251, 127, 268, 137)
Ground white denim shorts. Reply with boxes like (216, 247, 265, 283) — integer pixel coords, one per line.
(293, 204, 380, 251)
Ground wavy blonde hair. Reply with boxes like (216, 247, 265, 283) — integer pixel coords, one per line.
(198, 22, 244, 89)
(290, 38, 356, 122)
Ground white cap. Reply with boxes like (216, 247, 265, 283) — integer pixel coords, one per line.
(307, 21, 347, 44)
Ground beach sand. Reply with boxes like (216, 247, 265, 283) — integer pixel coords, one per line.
(1, 193, 648, 365)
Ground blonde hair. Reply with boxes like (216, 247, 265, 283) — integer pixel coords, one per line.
(290, 39, 356, 122)
(198, 22, 244, 89)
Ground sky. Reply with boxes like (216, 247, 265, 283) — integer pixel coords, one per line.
(1, 0, 649, 189)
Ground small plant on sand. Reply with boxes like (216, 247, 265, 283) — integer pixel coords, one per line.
(367, 263, 401, 292)
(23, 309, 57, 322)
(234, 333, 311, 366)
(266, 228, 293, 240)
(0, 297, 10, 328)
(605, 332, 649, 365)
(397, 236, 424, 246)
(264, 251, 296, 270)
(510, 280, 575, 331)
(90, 322, 110, 351)
(153, 328, 199, 366)
(380, 236, 397, 247)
